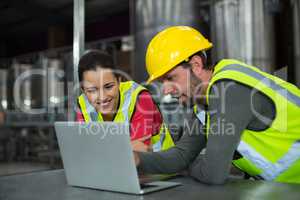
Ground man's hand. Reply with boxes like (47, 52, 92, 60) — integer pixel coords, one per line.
(131, 135, 152, 152)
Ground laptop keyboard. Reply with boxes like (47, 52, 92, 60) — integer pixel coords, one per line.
(140, 183, 157, 189)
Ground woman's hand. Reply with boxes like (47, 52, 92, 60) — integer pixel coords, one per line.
(131, 135, 152, 152)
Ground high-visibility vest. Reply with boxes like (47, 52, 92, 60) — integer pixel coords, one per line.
(78, 81, 174, 151)
(204, 59, 300, 184)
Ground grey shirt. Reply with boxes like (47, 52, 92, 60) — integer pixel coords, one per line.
(138, 80, 275, 184)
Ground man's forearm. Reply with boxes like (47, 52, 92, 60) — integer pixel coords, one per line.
(189, 81, 254, 184)
(138, 113, 206, 174)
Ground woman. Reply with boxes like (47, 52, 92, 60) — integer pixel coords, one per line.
(76, 49, 174, 152)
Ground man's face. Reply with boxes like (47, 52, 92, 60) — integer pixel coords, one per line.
(159, 65, 201, 105)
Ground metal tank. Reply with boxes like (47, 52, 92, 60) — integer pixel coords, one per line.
(46, 58, 65, 113)
(31, 55, 48, 111)
(12, 63, 33, 112)
(11, 56, 65, 114)
(132, 0, 207, 82)
(212, 0, 276, 72)
(292, 0, 300, 87)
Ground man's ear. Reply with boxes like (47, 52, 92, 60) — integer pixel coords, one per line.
(190, 55, 204, 78)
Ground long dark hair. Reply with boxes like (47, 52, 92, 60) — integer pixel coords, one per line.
(78, 49, 117, 82)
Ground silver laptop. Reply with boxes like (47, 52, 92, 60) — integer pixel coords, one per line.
(54, 121, 181, 194)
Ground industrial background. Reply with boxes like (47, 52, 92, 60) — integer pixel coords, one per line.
(0, 0, 299, 176)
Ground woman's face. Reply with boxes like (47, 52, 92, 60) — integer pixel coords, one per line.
(82, 67, 119, 116)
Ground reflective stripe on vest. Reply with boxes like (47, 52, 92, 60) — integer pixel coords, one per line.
(237, 140, 300, 180)
(193, 105, 206, 125)
(151, 123, 175, 152)
(82, 94, 98, 121)
(122, 82, 139, 122)
(152, 125, 166, 152)
(196, 111, 206, 125)
(216, 64, 300, 107)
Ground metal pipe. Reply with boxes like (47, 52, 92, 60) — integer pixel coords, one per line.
(0, 69, 8, 110)
(212, 0, 276, 72)
(71, 0, 85, 120)
(12, 63, 33, 111)
(47, 58, 65, 111)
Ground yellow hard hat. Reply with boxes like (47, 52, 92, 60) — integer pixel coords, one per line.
(146, 26, 213, 83)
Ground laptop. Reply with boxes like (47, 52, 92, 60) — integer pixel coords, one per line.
(54, 121, 181, 194)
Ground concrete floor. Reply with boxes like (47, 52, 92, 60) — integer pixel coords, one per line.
(0, 162, 55, 176)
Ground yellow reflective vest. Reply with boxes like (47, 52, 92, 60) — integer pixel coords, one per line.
(78, 81, 174, 151)
(204, 59, 300, 184)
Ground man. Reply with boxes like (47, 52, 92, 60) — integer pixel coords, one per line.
(135, 26, 300, 184)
